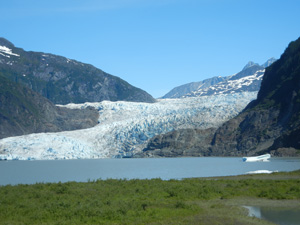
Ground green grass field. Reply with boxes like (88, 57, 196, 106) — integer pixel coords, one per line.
(0, 170, 299, 224)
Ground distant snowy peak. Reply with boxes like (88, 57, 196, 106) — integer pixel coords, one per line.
(183, 61, 270, 98)
(242, 58, 277, 71)
(183, 69, 265, 98)
(242, 61, 259, 70)
(261, 57, 277, 68)
(161, 76, 226, 99)
(163, 58, 277, 99)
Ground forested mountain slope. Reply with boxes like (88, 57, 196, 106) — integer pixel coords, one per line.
(0, 38, 155, 104)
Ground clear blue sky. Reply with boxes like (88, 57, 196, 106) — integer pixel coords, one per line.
(1, 0, 300, 98)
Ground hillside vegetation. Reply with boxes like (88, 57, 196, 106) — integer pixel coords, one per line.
(0, 171, 299, 224)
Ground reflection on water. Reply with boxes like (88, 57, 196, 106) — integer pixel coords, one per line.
(244, 206, 300, 225)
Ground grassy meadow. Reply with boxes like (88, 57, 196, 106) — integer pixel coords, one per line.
(0, 170, 300, 224)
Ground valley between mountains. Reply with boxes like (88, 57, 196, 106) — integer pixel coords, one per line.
(0, 37, 300, 160)
(0, 92, 256, 160)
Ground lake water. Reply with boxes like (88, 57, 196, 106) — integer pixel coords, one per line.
(1, 157, 300, 186)
(245, 206, 300, 225)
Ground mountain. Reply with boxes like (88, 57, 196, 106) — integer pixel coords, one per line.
(0, 38, 155, 104)
(210, 37, 300, 156)
(142, 37, 300, 157)
(0, 73, 99, 139)
(242, 61, 260, 70)
(184, 66, 265, 97)
(162, 58, 276, 99)
(0, 92, 257, 160)
(261, 57, 277, 68)
(161, 76, 226, 98)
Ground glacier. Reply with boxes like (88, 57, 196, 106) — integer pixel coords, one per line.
(0, 92, 257, 160)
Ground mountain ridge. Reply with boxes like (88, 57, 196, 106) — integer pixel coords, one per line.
(161, 76, 226, 99)
(162, 58, 276, 99)
(0, 37, 155, 104)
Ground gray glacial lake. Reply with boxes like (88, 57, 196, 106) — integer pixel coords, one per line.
(1, 157, 300, 186)
(245, 206, 300, 225)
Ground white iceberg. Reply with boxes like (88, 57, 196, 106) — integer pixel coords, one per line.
(242, 154, 271, 162)
(246, 170, 278, 174)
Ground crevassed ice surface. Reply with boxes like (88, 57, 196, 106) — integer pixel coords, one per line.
(0, 92, 257, 160)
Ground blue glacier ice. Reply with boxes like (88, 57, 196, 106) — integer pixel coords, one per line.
(0, 92, 257, 160)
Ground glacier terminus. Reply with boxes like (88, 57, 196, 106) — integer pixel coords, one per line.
(0, 92, 257, 160)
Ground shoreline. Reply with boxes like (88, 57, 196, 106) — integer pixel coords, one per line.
(1, 170, 299, 224)
(1, 155, 300, 161)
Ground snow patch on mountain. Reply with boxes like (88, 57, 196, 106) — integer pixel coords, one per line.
(162, 58, 276, 99)
(162, 76, 226, 99)
(184, 70, 264, 98)
(0, 45, 20, 58)
(0, 92, 258, 160)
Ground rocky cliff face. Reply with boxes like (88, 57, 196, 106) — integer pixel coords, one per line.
(142, 37, 300, 157)
(0, 73, 99, 139)
(136, 128, 216, 157)
(0, 38, 155, 104)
